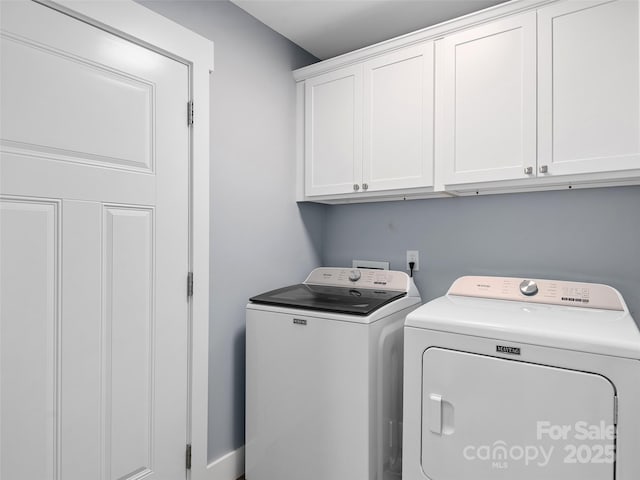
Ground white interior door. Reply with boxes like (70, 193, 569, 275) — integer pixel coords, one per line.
(0, 2, 190, 479)
(422, 348, 616, 480)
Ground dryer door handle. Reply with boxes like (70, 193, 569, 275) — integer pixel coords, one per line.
(428, 393, 443, 435)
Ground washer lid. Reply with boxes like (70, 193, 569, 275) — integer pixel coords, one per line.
(406, 276, 640, 359)
(249, 283, 406, 316)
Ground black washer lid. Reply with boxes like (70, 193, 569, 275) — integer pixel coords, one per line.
(249, 283, 406, 316)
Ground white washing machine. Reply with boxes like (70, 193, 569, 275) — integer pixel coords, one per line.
(403, 276, 640, 480)
(246, 267, 421, 480)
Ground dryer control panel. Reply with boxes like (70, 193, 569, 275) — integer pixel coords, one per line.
(305, 267, 409, 292)
(448, 276, 625, 311)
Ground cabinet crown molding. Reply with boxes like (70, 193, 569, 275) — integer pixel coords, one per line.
(293, 0, 558, 81)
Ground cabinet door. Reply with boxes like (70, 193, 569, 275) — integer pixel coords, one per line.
(362, 43, 434, 191)
(538, 0, 640, 177)
(304, 66, 363, 196)
(437, 13, 537, 185)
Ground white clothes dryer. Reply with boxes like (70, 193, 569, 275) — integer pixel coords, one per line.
(403, 276, 640, 480)
(246, 267, 421, 480)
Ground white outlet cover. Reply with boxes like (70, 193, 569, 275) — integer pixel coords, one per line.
(406, 250, 419, 271)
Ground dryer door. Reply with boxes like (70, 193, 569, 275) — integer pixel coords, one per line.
(422, 347, 616, 480)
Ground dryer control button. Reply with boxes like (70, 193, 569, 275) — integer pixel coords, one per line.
(520, 280, 538, 296)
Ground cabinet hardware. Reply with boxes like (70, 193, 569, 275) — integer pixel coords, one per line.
(539, 165, 548, 174)
(524, 166, 533, 175)
(362, 183, 369, 191)
(353, 184, 360, 191)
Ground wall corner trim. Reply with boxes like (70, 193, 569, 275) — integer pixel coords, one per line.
(206, 446, 245, 480)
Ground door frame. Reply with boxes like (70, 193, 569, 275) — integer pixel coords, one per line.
(37, 1, 214, 478)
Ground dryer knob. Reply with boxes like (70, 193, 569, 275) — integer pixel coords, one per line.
(519, 279, 538, 296)
(348, 270, 361, 282)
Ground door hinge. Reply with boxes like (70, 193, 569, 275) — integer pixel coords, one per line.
(185, 443, 192, 470)
(614, 396, 618, 426)
(187, 272, 194, 298)
(187, 100, 194, 126)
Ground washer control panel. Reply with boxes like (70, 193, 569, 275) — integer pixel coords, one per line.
(449, 276, 625, 311)
(305, 267, 408, 291)
(348, 270, 362, 282)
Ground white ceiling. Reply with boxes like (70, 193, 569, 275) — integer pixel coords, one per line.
(230, 0, 509, 60)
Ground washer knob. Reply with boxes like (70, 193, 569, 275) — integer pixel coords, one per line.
(348, 270, 361, 282)
(519, 279, 538, 296)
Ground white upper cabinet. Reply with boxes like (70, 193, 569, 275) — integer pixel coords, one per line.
(304, 65, 363, 196)
(296, 0, 640, 203)
(302, 43, 434, 199)
(362, 44, 434, 192)
(436, 12, 537, 186)
(538, 0, 640, 177)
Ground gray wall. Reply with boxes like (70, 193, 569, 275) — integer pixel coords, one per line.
(139, 0, 323, 462)
(322, 186, 640, 323)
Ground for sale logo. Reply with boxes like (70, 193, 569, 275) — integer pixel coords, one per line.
(462, 421, 616, 469)
(463, 441, 553, 468)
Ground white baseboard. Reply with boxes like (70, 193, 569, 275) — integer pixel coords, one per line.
(205, 446, 245, 480)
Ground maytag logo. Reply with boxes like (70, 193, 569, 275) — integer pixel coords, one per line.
(293, 319, 307, 326)
(497, 345, 521, 355)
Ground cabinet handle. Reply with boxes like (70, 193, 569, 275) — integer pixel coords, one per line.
(362, 183, 368, 191)
(524, 166, 533, 175)
(353, 184, 360, 191)
(539, 165, 548, 174)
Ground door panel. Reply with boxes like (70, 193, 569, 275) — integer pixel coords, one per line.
(1, 31, 154, 172)
(105, 207, 154, 480)
(538, 0, 640, 176)
(422, 348, 616, 480)
(437, 13, 537, 185)
(0, 2, 189, 479)
(0, 199, 59, 480)
(305, 66, 363, 196)
(363, 43, 434, 191)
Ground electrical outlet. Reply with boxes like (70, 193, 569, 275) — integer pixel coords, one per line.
(406, 250, 419, 272)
